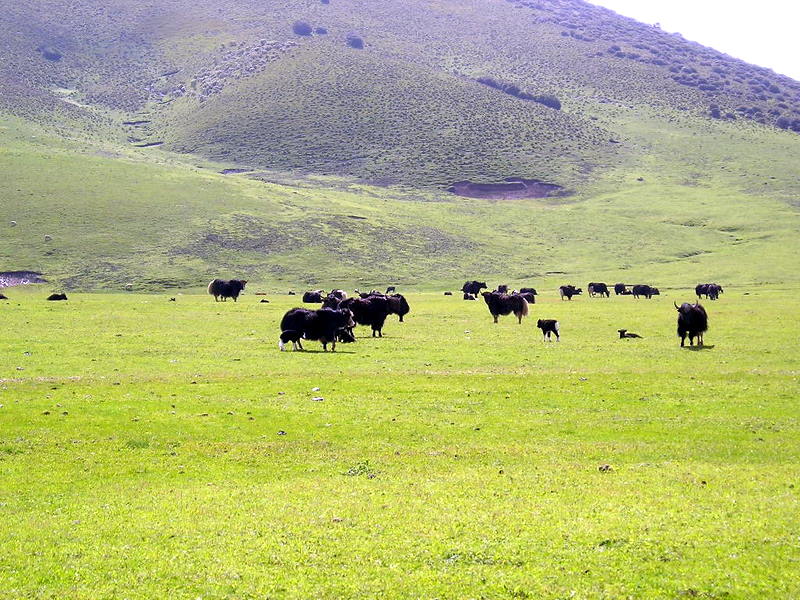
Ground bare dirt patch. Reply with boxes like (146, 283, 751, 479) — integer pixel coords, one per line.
(448, 178, 567, 200)
(0, 271, 47, 287)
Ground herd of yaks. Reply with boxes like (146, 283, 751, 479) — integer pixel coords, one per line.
(204, 278, 721, 351)
(0, 278, 717, 351)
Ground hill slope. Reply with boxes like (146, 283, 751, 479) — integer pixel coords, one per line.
(0, 0, 798, 289)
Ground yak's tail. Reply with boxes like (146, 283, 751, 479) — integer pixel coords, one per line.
(207, 279, 218, 295)
(521, 298, 529, 317)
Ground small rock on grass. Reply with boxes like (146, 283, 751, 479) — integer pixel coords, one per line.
(311, 397, 324, 402)
(598, 464, 612, 472)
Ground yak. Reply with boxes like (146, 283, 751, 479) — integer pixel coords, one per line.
(537, 319, 560, 341)
(0, 293, 8, 300)
(387, 293, 410, 322)
(340, 295, 391, 337)
(588, 282, 610, 298)
(482, 291, 529, 324)
(46, 293, 68, 301)
(514, 291, 536, 304)
(614, 283, 628, 295)
(675, 302, 708, 347)
(519, 287, 538, 296)
(462, 280, 487, 296)
(302, 290, 325, 303)
(696, 283, 723, 300)
(207, 279, 247, 302)
(559, 285, 582, 300)
(632, 284, 659, 299)
(279, 307, 355, 352)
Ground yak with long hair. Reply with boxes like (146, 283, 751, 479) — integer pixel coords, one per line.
(482, 291, 529, 324)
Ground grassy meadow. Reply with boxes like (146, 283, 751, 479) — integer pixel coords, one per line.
(1, 286, 798, 598)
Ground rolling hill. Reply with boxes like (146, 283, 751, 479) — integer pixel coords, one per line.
(0, 0, 798, 290)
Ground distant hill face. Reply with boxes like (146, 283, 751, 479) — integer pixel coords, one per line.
(2, 0, 799, 189)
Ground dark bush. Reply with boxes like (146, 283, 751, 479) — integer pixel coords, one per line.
(775, 116, 791, 129)
(39, 46, 62, 61)
(292, 21, 313, 36)
(533, 94, 562, 110)
(315, 27, 328, 34)
(346, 35, 364, 49)
(709, 105, 721, 119)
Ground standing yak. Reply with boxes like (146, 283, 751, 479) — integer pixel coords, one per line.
(482, 291, 529, 324)
(208, 279, 247, 302)
(340, 295, 392, 337)
(675, 302, 708, 347)
(387, 293, 410, 322)
(462, 280, 488, 296)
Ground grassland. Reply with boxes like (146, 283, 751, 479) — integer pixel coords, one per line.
(1, 287, 798, 598)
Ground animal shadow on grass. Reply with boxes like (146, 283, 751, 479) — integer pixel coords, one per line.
(684, 344, 715, 351)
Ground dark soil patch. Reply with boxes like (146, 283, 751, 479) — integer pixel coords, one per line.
(220, 168, 253, 175)
(0, 271, 47, 287)
(448, 178, 567, 200)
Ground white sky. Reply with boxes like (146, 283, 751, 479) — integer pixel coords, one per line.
(587, 0, 800, 81)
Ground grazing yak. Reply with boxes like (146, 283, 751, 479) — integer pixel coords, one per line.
(588, 282, 610, 298)
(537, 319, 560, 341)
(675, 302, 708, 347)
(559, 285, 582, 300)
(208, 279, 247, 302)
(46, 293, 68, 301)
(482, 291, 529, 324)
(302, 290, 325, 303)
(495, 284, 509, 293)
(519, 287, 538, 296)
(632, 284, 659, 299)
(696, 283, 723, 300)
(387, 293, 410, 322)
(618, 329, 643, 339)
(462, 280, 488, 296)
(444, 291, 453, 296)
(514, 291, 536, 304)
(279, 307, 355, 351)
(0, 293, 8, 300)
(340, 295, 392, 337)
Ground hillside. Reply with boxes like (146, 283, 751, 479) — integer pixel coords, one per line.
(0, 0, 799, 289)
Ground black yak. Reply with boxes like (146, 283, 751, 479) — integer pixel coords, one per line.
(537, 319, 560, 341)
(513, 291, 536, 304)
(46, 293, 68, 301)
(207, 279, 247, 302)
(302, 290, 325, 303)
(614, 283, 629, 295)
(279, 307, 355, 351)
(519, 287, 538, 295)
(588, 282, 610, 297)
(0, 293, 8, 300)
(559, 285, 582, 300)
(387, 293, 410, 322)
(632, 284, 659, 299)
(462, 280, 487, 296)
(482, 291, 529, 324)
(340, 295, 391, 337)
(675, 302, 708, 347)
(696, 283, 723, 300)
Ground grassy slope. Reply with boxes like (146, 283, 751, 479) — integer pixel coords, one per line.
(2, 107, 798, 290)
(0, 289, 798, 598)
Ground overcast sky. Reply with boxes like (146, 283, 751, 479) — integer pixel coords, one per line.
(587, 0, 800, 81)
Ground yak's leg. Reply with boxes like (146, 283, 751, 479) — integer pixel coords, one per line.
(493, 315, 499, 323)
(331, 340, 337, 352)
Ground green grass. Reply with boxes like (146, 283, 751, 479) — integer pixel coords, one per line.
(1, 288, 798, 598)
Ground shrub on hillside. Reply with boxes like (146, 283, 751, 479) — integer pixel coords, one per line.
(346, 35, 364, 49)
(293, 21, 313, 36)
(532, 94, 562, 110)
